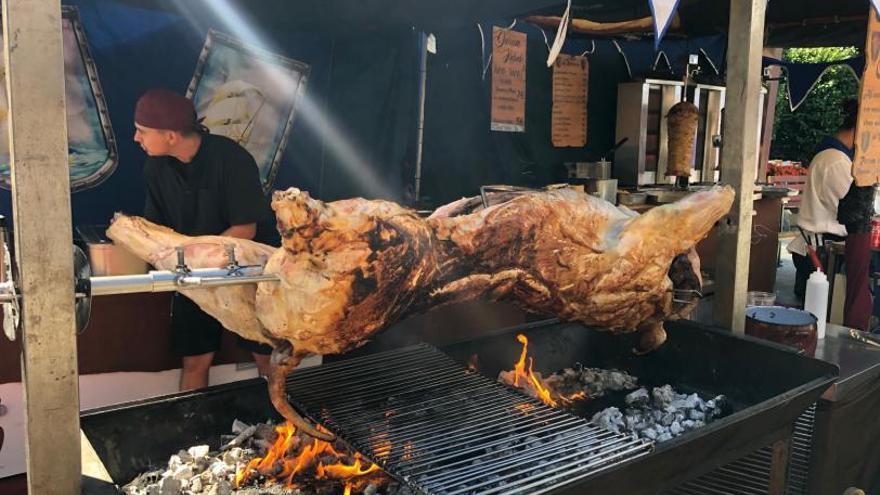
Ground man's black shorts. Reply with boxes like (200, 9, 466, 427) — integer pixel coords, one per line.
(170, 294, 272, 356)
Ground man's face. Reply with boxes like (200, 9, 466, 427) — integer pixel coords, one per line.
(134, 124, 174, 156)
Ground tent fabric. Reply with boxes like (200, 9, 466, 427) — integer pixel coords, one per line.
(763, 56, 864, 111)
(0, 0, 867, 226)
(0, 0, 419, 225)
(420, 22, 725, 206)
(108, 0, 563, 34)
(110, 0, 871, 48)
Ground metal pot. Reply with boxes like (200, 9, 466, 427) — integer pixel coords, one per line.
(617, 191, 647, 206)
(586, 179, 618, 204)
(745, 306, 818, 356)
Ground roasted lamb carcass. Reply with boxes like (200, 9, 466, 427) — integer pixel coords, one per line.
(255, 186, 733, 436)
(260, 186, 734, 352)
(108, 186, 734, 440)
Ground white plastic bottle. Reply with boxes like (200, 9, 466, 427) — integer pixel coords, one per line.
(804, 270, 829, 339)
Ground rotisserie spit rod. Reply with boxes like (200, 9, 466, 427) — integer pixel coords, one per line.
(0, 256, 280, 302)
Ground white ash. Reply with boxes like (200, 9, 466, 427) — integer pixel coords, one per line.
(542, 364, 639, 398)
(122, 441, 248, 495)
(122, 420, 401, 495)
(592, 385, 726, 443)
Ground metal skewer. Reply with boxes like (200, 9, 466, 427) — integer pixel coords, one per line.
(0, 242, 282, 337)
(0, 247, 280, 303)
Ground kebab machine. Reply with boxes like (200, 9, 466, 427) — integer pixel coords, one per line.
(613, 54, 765, 206)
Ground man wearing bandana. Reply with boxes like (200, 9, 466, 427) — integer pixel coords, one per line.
(133, 88, 273, 390)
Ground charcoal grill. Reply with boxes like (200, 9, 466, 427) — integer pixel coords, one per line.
(285, 344, 652, 495)
(80, 318, 837, 495)
(435, 319, 836, 494)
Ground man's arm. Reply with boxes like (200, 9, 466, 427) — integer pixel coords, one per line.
(222, 223, 257, 239)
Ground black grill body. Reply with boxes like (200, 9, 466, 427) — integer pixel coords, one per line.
(80, 319, 837, 494)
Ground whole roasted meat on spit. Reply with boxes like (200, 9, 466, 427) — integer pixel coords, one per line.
(107, 185, 735, 440)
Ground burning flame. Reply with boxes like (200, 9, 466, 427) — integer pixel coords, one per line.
(512, 334, 558, 407)
(234, 422, 381, 492)
(317, 453, 380, 478)
(504, 334, 588, 408)
(560, 391, 588, 405)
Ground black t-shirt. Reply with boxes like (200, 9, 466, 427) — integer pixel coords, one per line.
(143, 133, 276, 242)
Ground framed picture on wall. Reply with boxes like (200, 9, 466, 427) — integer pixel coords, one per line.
(0, 6, 119, 192)
(187, 30, 310, 192)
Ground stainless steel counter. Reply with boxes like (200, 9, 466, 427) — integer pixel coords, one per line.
(815, 324, 880, 401)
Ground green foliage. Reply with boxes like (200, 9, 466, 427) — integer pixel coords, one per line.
(771, 47, 860, 164)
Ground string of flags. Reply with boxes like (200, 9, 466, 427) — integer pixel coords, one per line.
(648, 0, 680, 50)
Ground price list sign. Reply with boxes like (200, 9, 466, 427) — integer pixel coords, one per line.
(491, 27, 527, 133)
(854, 7, 880, 186)
(551, 54, 588, 147)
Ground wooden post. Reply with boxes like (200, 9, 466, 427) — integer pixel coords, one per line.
(714, 0, 767, 333)
(2, 1, 81, 494)
(768, 436, 793, 494)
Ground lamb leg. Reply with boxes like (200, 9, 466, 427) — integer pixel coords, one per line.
(268, 343, 336, 441)
(634, 322, 667, 355)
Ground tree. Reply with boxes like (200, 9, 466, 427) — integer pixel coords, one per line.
(770, 47, 860, 164)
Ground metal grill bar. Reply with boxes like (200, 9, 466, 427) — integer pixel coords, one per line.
(380, 409, 573, 458)
(286, 344, 653, 495)
(397, 415, 586, 470)
(412, 429, 619, 480)
(367, 400, 560, 448)
(337, 383, 511, 423)
(421, 429, 620, 488)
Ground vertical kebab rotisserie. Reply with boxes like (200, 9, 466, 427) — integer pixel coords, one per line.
(108, 186, 734, 439)
(666, 101, 700, 178)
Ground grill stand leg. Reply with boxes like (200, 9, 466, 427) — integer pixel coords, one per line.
(768, 436, 793, 495)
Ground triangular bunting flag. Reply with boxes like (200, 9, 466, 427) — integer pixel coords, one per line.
(648, 0, 681, 50)
(546, 0, 572, 67)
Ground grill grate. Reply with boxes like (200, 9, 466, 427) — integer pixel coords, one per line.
(286, 344, 653, 495)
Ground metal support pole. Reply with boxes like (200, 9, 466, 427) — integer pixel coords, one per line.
(714, 0, 766, 333)
(758, 48, 784, 182)
(413, 32, 428, 203)
(2, 1, 81, 494)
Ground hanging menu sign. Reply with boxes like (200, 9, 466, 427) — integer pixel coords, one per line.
(490, 27, 526, 133)
(854, 7, 880, 186)
(551, 54, 588, 147)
